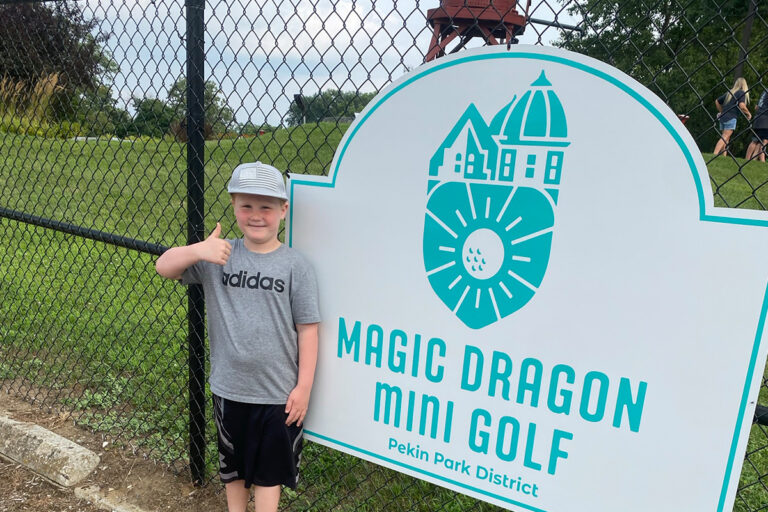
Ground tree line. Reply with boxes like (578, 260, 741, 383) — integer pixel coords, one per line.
(0, 2, 356, 137)
(0, 3, 365, 139)
(555, 0, 767, 155)
(2, 1, 764, 147)
(0, 3, 241, 138)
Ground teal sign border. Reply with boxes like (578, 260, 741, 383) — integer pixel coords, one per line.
(289, 49, 768, 512)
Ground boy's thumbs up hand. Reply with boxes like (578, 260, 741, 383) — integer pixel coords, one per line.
(197, 222, 232, 265)
(207, 222, 222, 240)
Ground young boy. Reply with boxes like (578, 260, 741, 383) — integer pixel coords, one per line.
(156, 162, 320, 512)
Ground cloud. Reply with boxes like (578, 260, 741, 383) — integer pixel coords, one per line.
(208, 0, 430, 80)
(81, 0, 575, 123)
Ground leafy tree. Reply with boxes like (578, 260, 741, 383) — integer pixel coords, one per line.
(72, 86, 131, 137)
(166, 78, 236, 135)
(0, 3, 113, 118)
(555, 0, 768, 154)
(287, 89, 377, 126)
(130, 97, 176, 138)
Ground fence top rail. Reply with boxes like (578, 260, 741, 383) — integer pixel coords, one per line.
(0, 207, 168, 256)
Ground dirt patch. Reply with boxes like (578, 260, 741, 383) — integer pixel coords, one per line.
(0, 389, 227, 511)
(0, 459, 102, 512)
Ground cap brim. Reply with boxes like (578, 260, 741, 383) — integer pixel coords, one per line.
(227, 186, 288, 200)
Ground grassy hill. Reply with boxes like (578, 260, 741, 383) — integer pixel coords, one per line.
(1, 129, 768, 510)
(0, 124, 346, 248)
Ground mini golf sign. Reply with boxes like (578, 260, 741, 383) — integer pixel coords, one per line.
(288, 45, 768, 511)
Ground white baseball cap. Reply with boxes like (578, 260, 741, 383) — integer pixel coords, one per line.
(227, 162, 288, 200)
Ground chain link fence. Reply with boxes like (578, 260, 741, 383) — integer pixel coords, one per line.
(1, 0, 767, 510)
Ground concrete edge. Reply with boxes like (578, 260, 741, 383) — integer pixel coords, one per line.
(0, 414, 100, 487)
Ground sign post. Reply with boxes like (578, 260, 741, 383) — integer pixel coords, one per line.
(289, 45, 768, 512)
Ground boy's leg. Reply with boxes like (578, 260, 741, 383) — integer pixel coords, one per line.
(253, 485, 281, 512)
(225, 480, 250, 512)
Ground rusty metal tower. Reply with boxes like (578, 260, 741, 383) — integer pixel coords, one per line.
(425, 0, 530, 62)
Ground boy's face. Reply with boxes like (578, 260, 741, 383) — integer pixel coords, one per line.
(231, 193, 288, 249)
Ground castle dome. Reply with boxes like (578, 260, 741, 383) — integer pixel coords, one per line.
(498, 71, 569, 146)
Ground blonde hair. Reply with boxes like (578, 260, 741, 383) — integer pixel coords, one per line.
(725, 77, 750, 106)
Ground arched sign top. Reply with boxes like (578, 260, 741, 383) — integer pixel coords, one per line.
(290, 45, 768, 229)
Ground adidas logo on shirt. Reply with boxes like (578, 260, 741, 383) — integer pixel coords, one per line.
(221, 270, 285, 293)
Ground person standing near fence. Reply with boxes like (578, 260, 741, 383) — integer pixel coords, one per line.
(714, 77, 751, 156)
(746, 87, 768, 163)
(155, 162, 321, 512)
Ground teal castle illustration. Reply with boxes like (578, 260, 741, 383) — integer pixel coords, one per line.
(423, 71, 569, 329)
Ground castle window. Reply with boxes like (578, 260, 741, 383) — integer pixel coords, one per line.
(464, 151, 487, 179)
(499, 149, 516, 182)
(525, 154, 536, 178)
(467, 153, 476, 174)
(454, 153, 462, 173)
(544, 151, 564, 185)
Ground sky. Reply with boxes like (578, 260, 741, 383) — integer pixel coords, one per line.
(82, 0, 581, 126)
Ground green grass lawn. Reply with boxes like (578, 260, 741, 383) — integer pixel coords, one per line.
(2, 133, 768, 510)
(704, 152, 768, 209)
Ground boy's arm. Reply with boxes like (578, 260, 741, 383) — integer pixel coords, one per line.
(285, 322, 319, 426)
(156, 223, 232, 280)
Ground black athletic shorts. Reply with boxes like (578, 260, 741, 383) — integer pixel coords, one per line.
(212, 394, 303, 489)
(753, 128, 768, 142)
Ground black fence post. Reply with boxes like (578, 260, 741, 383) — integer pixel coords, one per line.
(186, 0, 206, 486)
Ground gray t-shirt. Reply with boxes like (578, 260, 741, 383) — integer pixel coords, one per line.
(182, 240, 320, 404)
